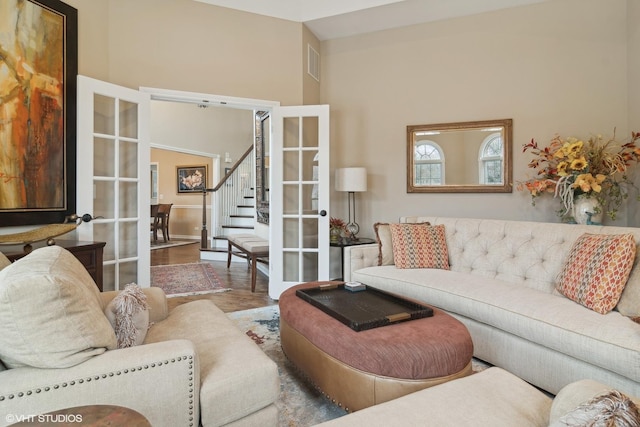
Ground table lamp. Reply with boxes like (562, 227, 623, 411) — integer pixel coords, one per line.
(335, 167, 367, 240)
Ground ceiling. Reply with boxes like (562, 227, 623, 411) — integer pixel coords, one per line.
(194, 0, 551, 40)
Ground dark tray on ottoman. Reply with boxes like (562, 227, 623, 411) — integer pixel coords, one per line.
(295, 283, 433, 331)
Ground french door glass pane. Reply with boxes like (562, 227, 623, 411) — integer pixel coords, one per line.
(283, 117, 300, 148)
(94, 181, 115, 219)
(302, 184, 317, 215)
(283, 151, 299, 181)
(94, 137, 115, 176)
(283, 218, 299, 247)
(302, 218, 318, 248)
(94, 95, 115, 135)
(303, 252, 319, 282)
(119, 261, 137, 286)
(103, 265, 115, 292)
(95, 222, 115, 261)
(120, 141, 138, 178)
(283, 184, 299, 215)
(119, 100, 138, 138)
(283, 252, 299, 281)
(302, 117, 318, 148)
(119, 222, 138, 258)
(119, 182, 138, 217)
(302, 151, 318, 180)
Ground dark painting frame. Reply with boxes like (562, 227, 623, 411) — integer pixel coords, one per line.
(0, 0, 78, 226)
(177, 165, 208, 194)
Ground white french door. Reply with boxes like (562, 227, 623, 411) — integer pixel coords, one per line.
(270, 105, 330, 299)
(76, 76, 151, 291)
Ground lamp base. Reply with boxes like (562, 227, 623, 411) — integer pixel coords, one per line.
(346, 222, 360, 240)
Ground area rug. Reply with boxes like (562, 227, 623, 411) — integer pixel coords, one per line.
(151, 262, 231, 297)
(228, 305, 348, 426)
(150, 239, 199, 251)
(227, 305, 492, 427)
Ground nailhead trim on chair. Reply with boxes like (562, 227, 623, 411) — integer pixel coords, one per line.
(0, 355, 196, 426)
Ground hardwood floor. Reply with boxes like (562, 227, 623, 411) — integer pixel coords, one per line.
(151, 241, 276, 313)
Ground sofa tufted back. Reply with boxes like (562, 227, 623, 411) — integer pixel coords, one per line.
(401, 217, 640, 316)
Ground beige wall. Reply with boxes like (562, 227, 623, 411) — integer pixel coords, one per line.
(66, 0, 306, 105)
(321, 0, 633, 234)
(151, 148, 213, 239)
(150, 100, 253, 177)
(302, 25, 321, 105)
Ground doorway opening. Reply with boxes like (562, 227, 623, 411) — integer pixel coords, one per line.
(141, 87, 280, 259)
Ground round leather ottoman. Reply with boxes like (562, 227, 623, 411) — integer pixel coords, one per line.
(279, 282, 473, 412)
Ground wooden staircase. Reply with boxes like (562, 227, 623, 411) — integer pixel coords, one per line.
(200, 146, 258, 261)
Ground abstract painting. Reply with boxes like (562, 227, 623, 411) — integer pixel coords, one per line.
(0, 0, 77, 226)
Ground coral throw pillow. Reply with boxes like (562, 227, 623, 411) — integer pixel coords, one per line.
(389, 223, 449, 270)
(556, 233, 636, 314)
(374, 222, 431, 266)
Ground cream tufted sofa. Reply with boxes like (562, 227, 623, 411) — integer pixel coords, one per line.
(0, 246, 279, 427)
(344, 217, 640, 397)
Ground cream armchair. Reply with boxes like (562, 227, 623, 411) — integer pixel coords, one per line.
(0, 246, 279, 427)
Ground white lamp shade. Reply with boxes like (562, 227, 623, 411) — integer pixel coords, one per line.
(335, 167, 367, 192)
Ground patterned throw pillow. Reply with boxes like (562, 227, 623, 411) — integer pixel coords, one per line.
(556, 233, 636, 314)
(105, 283, 150, 348)
(550, 390, 640, 427)
(389, 223, 449, 269)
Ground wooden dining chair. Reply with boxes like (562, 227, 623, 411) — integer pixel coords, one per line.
(151, 203, 173, 242)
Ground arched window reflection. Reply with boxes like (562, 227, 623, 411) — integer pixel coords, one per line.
(414, 141, 445, 185)
(479, 133, 503, 185)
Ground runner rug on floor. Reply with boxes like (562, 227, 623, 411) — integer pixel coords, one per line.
(151, 262, 231, 297)
(227, 305, 493, 427)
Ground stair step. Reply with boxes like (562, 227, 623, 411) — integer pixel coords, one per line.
(222, 225, 254, 229)
(230, 214, 253, 218)
(237, 204, 254, 209)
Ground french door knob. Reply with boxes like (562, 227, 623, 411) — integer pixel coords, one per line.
(319, 210, 327, 217)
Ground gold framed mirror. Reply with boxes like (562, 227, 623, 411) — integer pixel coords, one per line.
(407, 118, 513, 193)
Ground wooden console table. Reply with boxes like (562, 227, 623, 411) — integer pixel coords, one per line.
(3, 240, 106, 291)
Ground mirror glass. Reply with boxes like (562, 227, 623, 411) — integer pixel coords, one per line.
(255, 111, 270, 223)
(407, 119, 513, 193)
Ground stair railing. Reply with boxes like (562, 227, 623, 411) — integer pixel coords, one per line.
(201, 145, 254, 249)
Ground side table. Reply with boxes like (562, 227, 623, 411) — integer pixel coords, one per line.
(3, 240, 106, 291)
(330, 237, 376, 280)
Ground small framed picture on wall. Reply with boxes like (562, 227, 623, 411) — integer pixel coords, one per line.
(177, 165, 207, 193)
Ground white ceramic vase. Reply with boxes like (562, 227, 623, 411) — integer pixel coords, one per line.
(573, 194, 603, 225)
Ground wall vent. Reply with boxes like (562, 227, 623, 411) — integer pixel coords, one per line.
(307, 44, 320, 82)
